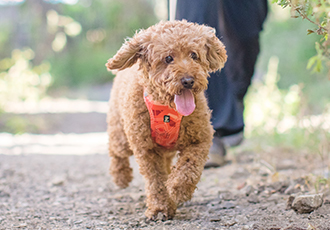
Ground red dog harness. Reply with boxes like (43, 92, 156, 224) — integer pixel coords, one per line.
(144, 92, 182, 148)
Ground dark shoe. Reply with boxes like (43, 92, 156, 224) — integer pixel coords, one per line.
(204, 136, 227, 168)
(221, 131, 244, 147)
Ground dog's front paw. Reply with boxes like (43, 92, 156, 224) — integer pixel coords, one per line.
(144, 201, 176, 221)
(167, 178, 196, 204)
(110, 167, 133, 189)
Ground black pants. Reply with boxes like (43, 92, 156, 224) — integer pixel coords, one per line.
(176, 0, 268, 136)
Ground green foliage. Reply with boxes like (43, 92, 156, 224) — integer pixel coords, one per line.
(0, 48, 52, 106)
(272, 0, 330, 77)
(49, 0, 159, 88)
(0, 48, 52, 134)
(245, 56, 330, 152)
(3, 116, 35, 134)
(257, 3, 330, 115)
(0, 0, 159, 89)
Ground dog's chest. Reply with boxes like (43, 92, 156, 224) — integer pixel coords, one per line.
(144, 92, 182, 149)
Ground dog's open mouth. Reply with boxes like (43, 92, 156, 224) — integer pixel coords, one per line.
(174, 89, 195, 116)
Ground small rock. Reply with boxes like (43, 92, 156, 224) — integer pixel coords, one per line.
(224, 220, 237, 227)
(12, 223, 27, 228)
(324, 199, 330, 205)
(260, 189, 274, 198)
(51, 176, 66, 186)
(209, 216, 221, 222)
(42, 195, 51, 200)
(270, 181, 290, 193)
(286, 195, 296, 210)
(207, 200, 221, 207)
(241, 185, 254, 196)
(91, 212, 101, 217)
(74, 220, 83, 224)
(98, 221, 108, 226)
(52, 201, 61, 206)
(221, 201, 236, 209)
(164, 220, 172, 225)
(218, 191, 237, 201)
(237, 182, 247, 190)
(155, 212, 165, 221)
(291, 194, 324, 214)
(256, 185, 266, 194)
(208, 208, 216, 214)
(247, 194, 260, 204)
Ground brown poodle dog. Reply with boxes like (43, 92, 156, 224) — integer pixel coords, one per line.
(106, 20, 227, 220)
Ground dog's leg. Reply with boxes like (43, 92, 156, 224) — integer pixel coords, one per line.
(109, 155, 132, 188)
(166, 143, 209, 204)
(165, 151, 176, 175)
(119, 85, 176, 219)
(134, 150, 176, 220)
(108, 111, 133, 189)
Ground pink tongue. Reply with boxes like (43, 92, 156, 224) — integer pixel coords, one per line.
(174, 89, 195, 116)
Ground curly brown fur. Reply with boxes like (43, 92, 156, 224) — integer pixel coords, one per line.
(106, 20, 227, 220)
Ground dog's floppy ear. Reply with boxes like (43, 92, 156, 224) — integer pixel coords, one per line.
(204, 27, 227, 72)
(106, 30, 150, 71)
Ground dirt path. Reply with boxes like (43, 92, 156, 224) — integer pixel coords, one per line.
(1, 143, 329, 230)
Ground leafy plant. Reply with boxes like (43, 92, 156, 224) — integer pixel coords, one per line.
(244, 56, 330, 152)
(0, 48, 52, 106)
(0, 0, 159, 89)
(272, 0, 330, 77)
(0, 48, 52, 133)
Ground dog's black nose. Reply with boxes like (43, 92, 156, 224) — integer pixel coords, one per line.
(181, 77, 195, 89)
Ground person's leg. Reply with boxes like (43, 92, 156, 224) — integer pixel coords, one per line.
(224, 36, 260, 104)
(219, 0, 267, 104)
(214, 0, 268, 147)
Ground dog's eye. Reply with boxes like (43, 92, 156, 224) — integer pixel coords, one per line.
(165, 56, 174, 64)
(191, 52, 198, 60)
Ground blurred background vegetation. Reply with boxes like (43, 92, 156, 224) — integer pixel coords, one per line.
(0, 0, 162, 92)
(0, 0, 329, 155)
